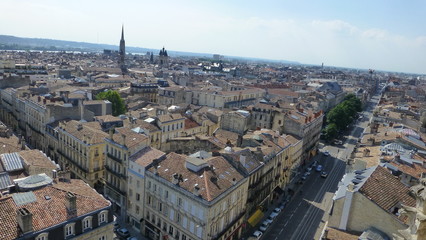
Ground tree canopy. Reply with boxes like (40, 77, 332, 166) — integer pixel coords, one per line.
(95, 90, 126, 116)
(323, 94, 362, 141)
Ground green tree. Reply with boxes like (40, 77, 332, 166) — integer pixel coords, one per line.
(323, 123, 338, 141)
(96, 90, 126, 116)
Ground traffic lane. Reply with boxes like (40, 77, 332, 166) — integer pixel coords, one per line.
(264, 157, 345, 240)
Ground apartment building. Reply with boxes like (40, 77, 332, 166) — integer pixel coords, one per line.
(0, 178, 114, 240)
(48, 120, 107, 188)
(104, 127, 149, 221)
(143, 152, 248, 240)
(192, 88, 265, 109)
(127, 146, 166, 232)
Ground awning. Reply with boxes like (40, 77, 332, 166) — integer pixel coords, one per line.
(247, 209, 264, 227)
(274, 186, 284, 195)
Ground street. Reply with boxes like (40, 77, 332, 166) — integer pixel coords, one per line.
(260, 93, 380, 240)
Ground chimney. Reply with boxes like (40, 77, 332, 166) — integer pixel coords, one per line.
(43, 98, 46, 104)
(77, 123, 83, 131)
(172, 173, 179, 185)
(66, 192, 77, 213)
(109, 128, 114, 140)
(347, 183, 355, 192)
(239, 155, 246, 166)
(37, 96, 41, 102)
(16, 208, 33, 234)
(79, 99, 84, 121)
(237, 135, 243, 147)
(193, 184, 200, 196)
(153, 165, 158, 175)
(21, 136, 26, 150)
(232, 178, 237, 185)
(121, 134, 126, 146)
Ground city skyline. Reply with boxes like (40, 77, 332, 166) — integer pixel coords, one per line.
(1, 0, 425, 74)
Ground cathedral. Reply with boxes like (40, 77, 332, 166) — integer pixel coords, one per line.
(119, 25, 127, 74)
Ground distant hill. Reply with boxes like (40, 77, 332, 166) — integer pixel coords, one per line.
(0, 34, 299, 64)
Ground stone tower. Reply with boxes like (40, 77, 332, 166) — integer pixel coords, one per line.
(394, 178, 426, 240)
(159, 47, 168, 67)
(119, 25, 126, 74)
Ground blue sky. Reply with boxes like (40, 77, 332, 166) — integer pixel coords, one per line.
(1, 0, 425, 74)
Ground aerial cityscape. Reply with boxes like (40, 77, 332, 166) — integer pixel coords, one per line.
(0, 1, 426, 240)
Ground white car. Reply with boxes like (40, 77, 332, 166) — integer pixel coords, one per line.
(273, 207, 281, 214)
(259, 221, 269, 232)
(323, 151, 330, 156)
(253, 230, 263, 239)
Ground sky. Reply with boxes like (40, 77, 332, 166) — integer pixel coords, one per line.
(1, 0, 426, 74)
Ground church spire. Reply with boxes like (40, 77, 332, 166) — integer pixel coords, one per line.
(121, 25, 124, 41)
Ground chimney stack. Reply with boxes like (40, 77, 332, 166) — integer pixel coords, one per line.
(121, 134, 126, 146)
(109, 129, 114, 140)
(77, 123, 83, 131)
(193, 184, 200, 196)
(232, 178, 237, 185)
(172, 173, 179, 185)
(16, 208, 33, 234)
(66, 192, 77, 213)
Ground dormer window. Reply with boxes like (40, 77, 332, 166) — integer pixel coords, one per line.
(64, 223, 75, 238)
(36, 233, 49, 240)
(83, 216, 93, 231)
(98, 210, 108, 224)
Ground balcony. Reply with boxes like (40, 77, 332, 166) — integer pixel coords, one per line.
(105, 165, 126, 179)
(105, 181, 126, 196)
(107, 153, 122, 164)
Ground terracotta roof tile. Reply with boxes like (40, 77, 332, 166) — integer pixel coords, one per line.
(0, 179, 110, 240)
(359, 166, 415, 222)
(148, 152, 244, 202)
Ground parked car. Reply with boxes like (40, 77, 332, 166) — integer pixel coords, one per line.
(312, 161, 318, 167)
(259, 221, 270, 232)
(301, 172, 309, 180)
(273, 207, 281, 214)
(113, 222, 120, 232)
(316, 165, 323, 172)
(323, 151, 330, 156)
(116, 228, 130, 238)
(334, 140, 343, 145)
(307, 166, 313, 172)
(321, 171, 328, 178)
(253, 230, 263, 239)
(278, 203, 286, 210)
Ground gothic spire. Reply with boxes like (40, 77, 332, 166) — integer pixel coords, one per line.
(121, 25, 124, 41)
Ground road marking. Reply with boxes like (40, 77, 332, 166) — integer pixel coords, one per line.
(283, 223, 287, 228)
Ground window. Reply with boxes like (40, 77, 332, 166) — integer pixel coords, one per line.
(64, 223, 75, 238)
(99, 236, 106, 240)
(136, 205, 140, 214)
(36, 233, 49, 240)
(169, 225, 174, 235)
(136, 193, 140, 201)
(98, 210, 108, 224)
(83, 216, 92, 231)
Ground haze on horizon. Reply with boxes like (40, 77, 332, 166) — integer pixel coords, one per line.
(1, 0, 425, 74)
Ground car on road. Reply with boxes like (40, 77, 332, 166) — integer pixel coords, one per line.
(301, 172, 309, 180)
(307, 166, 313, 172)
(323, 151, 330, 156)
(259, 221, 270, 232)
(253, 230, 263, 239)
(273, 207, 281, 214)
(321, 171, 328, 178)
(116, 228, 130, 238)
(278, 203, 286, 210)
(113, 222, 120, 232)
(316, 165, 323, 172)
(312, 161, 318, 167)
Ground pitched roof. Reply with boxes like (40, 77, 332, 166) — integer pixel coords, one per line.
(358, 166, 415, 222)
(60, 120, 107, 144)
(0, 179, 110, 240)
(148, 152, 244, 202)
(130, 146, 165, 167)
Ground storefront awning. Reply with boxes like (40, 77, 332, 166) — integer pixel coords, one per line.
(247, 209, 264, 227)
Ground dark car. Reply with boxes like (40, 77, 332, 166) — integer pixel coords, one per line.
(321, 171, 328, 178)
(116, 228, 130, 238)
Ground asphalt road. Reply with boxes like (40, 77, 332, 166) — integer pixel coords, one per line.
(261, 93, 380, 240)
